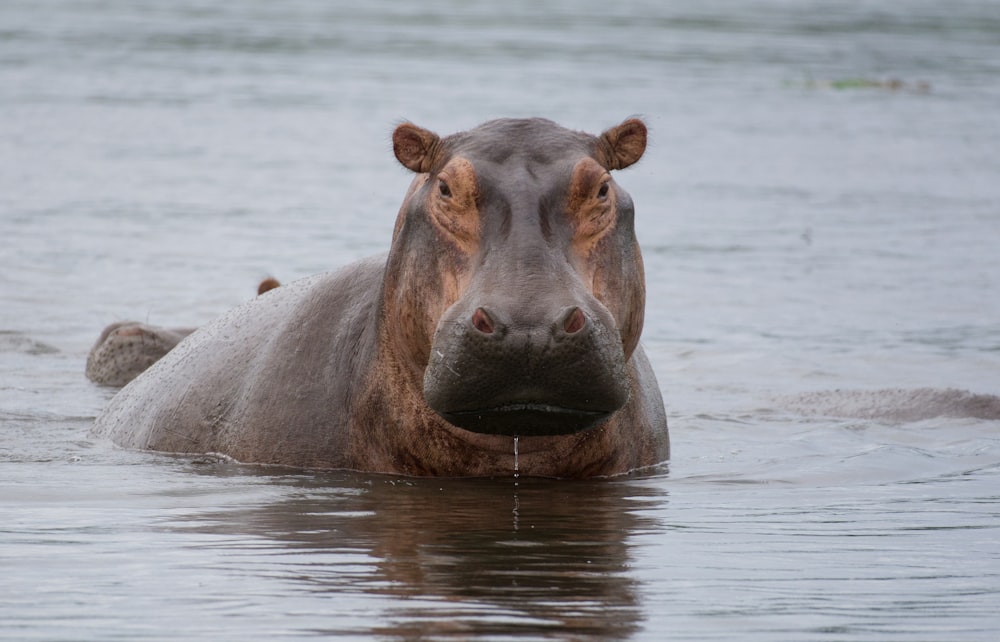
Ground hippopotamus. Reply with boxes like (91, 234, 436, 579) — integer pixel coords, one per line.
(91, 117, 670, 477)
(86, 278, 280, 387)
(86, 322, 196, 388)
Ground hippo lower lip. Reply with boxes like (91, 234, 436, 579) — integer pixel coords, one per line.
(442, 403, 612, 436)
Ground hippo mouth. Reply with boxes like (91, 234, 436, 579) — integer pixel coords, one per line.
(440, 402, 613, 436)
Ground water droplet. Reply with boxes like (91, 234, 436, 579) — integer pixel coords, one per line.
(512, 435, 520, 531)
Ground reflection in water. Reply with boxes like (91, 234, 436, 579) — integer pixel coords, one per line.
(173, 468, 666, 639)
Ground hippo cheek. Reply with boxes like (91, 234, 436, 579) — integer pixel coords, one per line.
(422, 305, 631, 437)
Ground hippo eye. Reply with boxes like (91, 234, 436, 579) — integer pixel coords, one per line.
(597, 182, 610, 199)
(438, 179, 452, 199)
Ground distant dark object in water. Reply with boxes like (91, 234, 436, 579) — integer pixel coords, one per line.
(795, 78, 932, 93)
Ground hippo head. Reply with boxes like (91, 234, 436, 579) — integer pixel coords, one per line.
(384, 118, 648, 437)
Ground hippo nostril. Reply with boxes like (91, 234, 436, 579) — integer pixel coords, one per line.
(562, 307, 587, 335)
(471, 307, 495, 334)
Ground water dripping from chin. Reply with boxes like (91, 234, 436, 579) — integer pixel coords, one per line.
(512, 435, 519, 531)
(513, 435, 519, 479)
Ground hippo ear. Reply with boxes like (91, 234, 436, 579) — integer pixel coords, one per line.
(595, 118, 647, 170)
(393, 122, 442, 173)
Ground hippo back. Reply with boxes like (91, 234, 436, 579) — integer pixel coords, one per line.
(93, 256, 384, 468)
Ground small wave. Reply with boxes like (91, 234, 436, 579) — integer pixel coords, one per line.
(0, 330, 59, 355)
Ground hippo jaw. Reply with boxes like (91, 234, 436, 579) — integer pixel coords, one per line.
(436, 403, 614, 437)
(423, 301, 631, 437)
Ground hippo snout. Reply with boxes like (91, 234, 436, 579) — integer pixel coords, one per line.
(423, 299, 631, 436)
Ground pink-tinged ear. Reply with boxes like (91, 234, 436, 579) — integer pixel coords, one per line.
(392, 122, 442, 173)
(595, 118, 647, 170)
(257, 277, 280, 295)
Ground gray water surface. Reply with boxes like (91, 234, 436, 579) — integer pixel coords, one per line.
(2, 1, 1000, 640)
